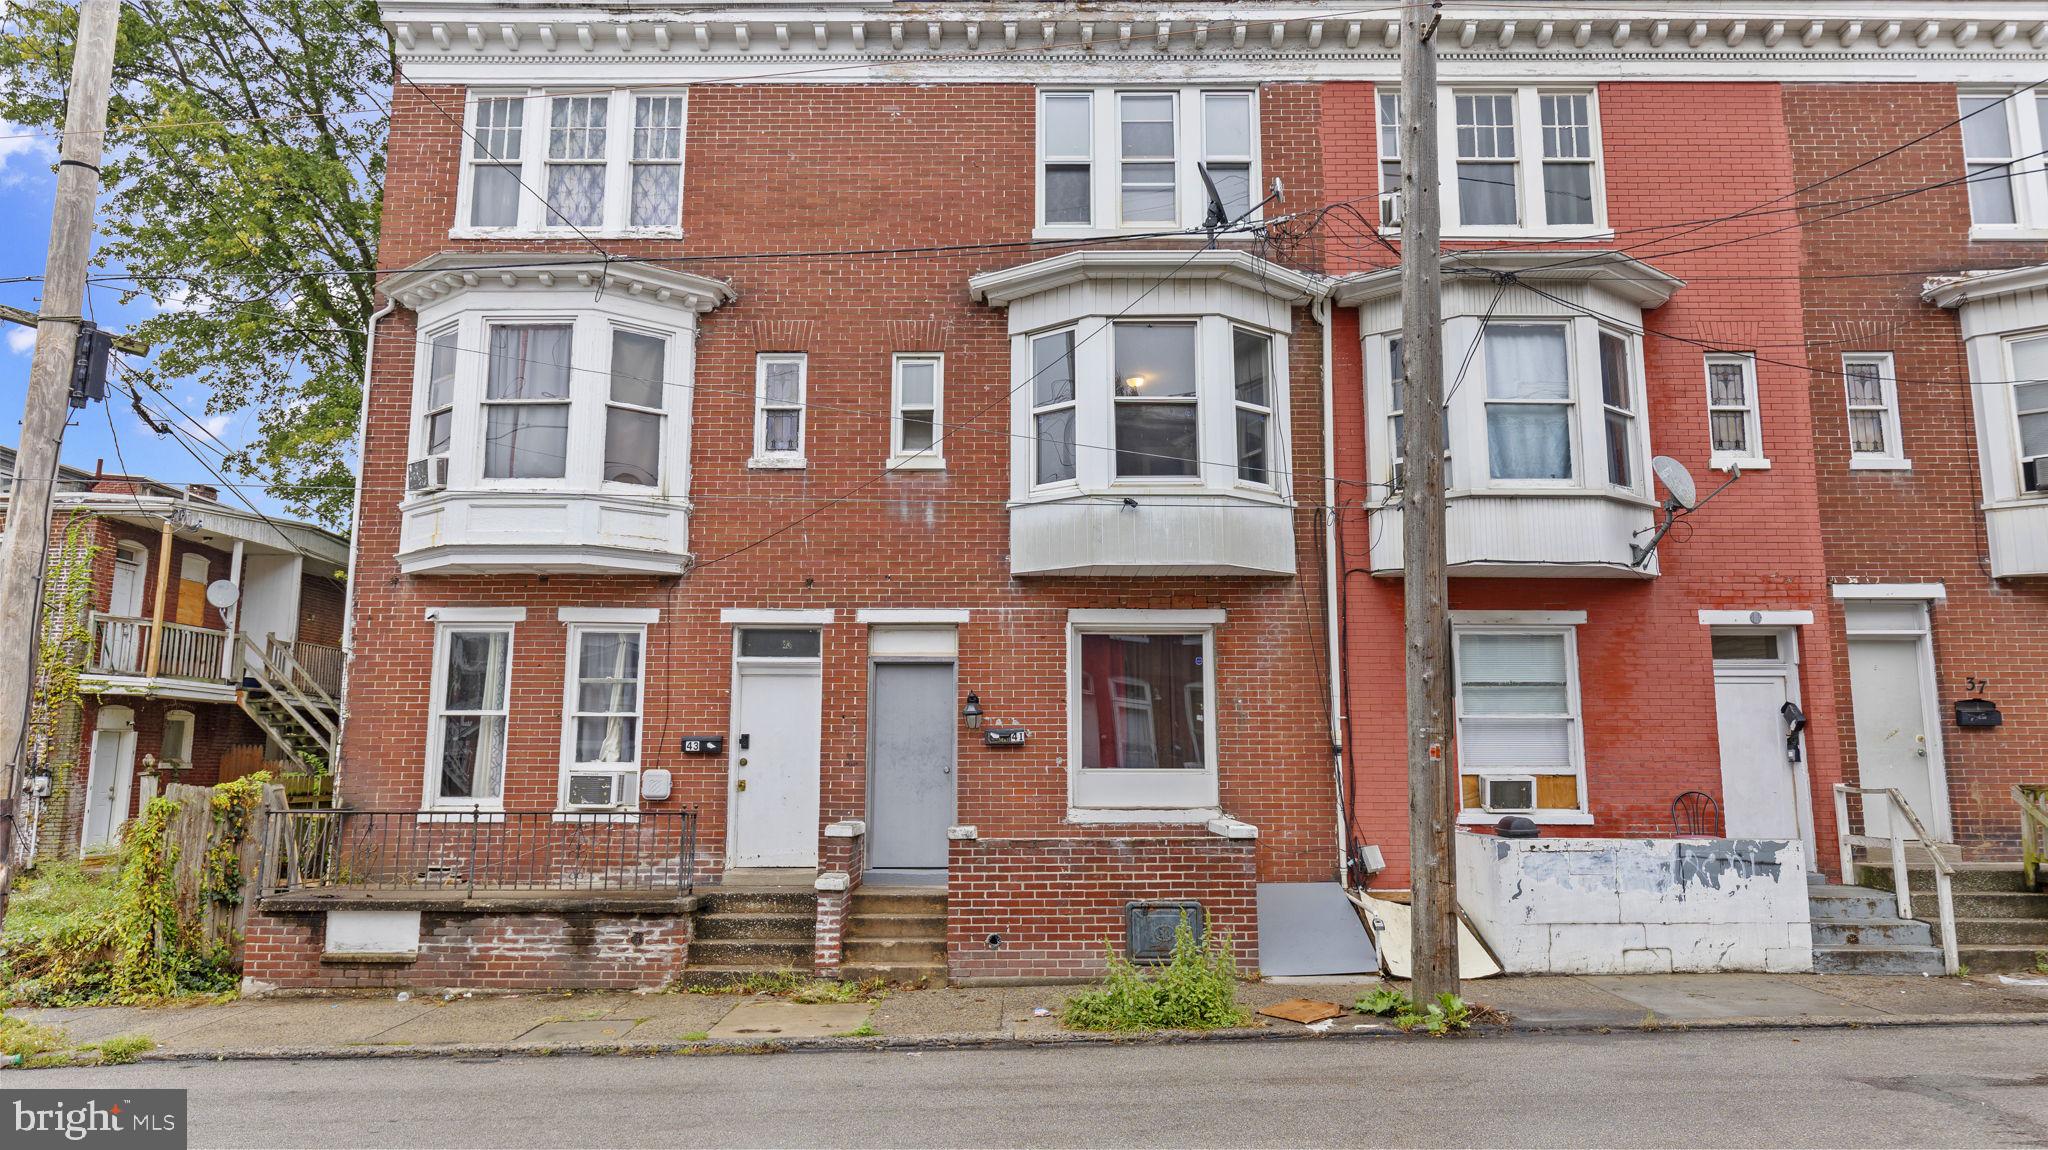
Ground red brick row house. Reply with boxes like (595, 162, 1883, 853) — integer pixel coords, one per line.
(243, 1, 2048, 989)
(0, 449, 348, 862)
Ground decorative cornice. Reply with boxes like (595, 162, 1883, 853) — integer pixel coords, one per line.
(381, 251, 737, 313)
(1923, 262, 2048, 308)
(967, 249, 1323, 307)
(1330, 250, 1684, 309)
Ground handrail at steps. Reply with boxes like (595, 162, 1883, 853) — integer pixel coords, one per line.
(1832, 784, 1958, 975)
(2016, 784, 2048, 892)
(237, 633, 338, 755)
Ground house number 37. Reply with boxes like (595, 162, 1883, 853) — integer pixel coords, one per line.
(1965, 676, 1990, 696)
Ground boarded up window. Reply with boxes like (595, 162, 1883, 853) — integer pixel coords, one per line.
(176, 553, 210, 627)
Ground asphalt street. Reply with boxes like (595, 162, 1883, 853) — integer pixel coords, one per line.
(18, 1024, 2048, 1148)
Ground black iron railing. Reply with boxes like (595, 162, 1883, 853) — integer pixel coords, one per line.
(263, 808, 697, 896)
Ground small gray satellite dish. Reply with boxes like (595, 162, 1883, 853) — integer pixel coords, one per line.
(205, 579, 240, 610)
(1651, 455, 1698, 510)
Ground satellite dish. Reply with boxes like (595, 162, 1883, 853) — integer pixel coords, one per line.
(1651, 456, 1698, 510)
(205, 579, 240, 609)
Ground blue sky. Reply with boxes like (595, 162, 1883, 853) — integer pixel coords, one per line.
(0, 117, 293, 517)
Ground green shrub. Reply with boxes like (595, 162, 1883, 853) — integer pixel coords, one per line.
(83, 1035, 155, 1065)
(1062, 920, 1249, 1032)
(0, 1014, 68, 1059)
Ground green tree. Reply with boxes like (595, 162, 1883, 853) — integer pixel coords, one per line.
(1, 0, 388, 527)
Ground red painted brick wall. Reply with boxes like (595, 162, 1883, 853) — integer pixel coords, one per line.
(1324, 82, 1845, 885)
(339, 80, 1340, 979)
(243, 908, 690, 991)
(1785, 82, 2048, 859)
(947, 836, 1258, 979)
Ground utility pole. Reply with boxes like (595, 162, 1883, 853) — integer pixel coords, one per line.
(0, 0, 122, 923)
(1399, 0, 1458, 1000)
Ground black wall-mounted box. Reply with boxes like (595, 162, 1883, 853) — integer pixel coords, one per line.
(983, 727, 1029, 747)
(679, 736, 726, 754)
(1954, 699, 2003, 729)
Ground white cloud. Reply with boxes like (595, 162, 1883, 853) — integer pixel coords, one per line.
(0, 120, 56, 187)
(6, 326, 35, 355)
(202, 413, 231, 437)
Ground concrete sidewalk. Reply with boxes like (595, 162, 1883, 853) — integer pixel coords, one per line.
(8, 971, 2048, 1066)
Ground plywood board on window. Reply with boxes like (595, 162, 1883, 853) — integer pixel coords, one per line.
(1537, 774, 1579, 811)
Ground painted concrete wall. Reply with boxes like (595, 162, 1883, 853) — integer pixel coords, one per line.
(1457, 832, 1812, 975)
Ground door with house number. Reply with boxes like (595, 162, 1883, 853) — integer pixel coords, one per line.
(868, 661, 957, 872)
(1847, 635, 1945, 841)
(1712, 630, 1805, 842)
(729, 629, 822, 868)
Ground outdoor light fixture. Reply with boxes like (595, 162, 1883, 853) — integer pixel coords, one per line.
(962, 692, 984, 730)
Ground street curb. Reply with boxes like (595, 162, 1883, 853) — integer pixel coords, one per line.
(20, 1009, 2048, 1069)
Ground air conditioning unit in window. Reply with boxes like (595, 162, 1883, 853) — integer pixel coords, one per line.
(565, 773, 625, 810)
(2025, 457, 2047, 494)
(406, 455, 449, 495)
(1482, 776, 1538, 814)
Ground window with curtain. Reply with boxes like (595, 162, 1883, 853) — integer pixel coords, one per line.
(1599, 331, 1634, 489)
(1041, 92, 1094, 226)
(754, 354, 807, 461)
(1455, 629, 1581, 810)
(1031, 330, 1077, 485)
(1455, 93, 1519, 226)
(1842, 353, 1905, 465)
(605, 330, 665, 485)
(1114, 323, 1200, 478)
(483, 324, 573, 479)
(1233, 328, 1273, 485)
(1078, 633, 1206, 770)
(630, 96, 685, 228)
(423, 327, 458, 456)
(1118, 93, 1177, 225)
(565, 628, 643, 802)
(546, 95, 608, 228)
(434, 628, 510, 805)
(1484, 323, 1572, 480)
(468, 96, 524, 228)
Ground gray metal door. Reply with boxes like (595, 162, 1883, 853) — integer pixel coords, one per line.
(868, 661, 956, 870)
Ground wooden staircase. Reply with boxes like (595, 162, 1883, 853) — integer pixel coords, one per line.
(233, 635, 339, 774)
(841, 885, 948, 985)
(683, 887, 817, 988)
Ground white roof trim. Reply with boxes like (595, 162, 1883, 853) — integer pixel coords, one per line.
(426, 606, 527, 623)
(1922, 262, 2048, 308)
(382, 251, 736, 314)
(1697, 609, 1817, 625)
(1332, 250, 1684, 309)
(1451, 610, 1588, 625)
(721, 607, 834, 625)
(969, 250, 1323, 308)
(558, 607, 661, 624)
(1069, 608, 1227, 626)
(1829, 582, 1947, 602)
(856, 608, 970, 624)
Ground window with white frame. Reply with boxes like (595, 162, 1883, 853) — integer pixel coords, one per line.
(753, 353, 807, 466)
(561, 626, 644, 810)
(1233, 328, 1274, 486)
(1841, 353, 1907, 469)
(1598, 331, 1635, 489)
(422, 326, 458, 457)
(1114, 323, 1200, 478)
(605, 330, 667, 486)
(457, 90, 688, 236)
(1705, 353, 1765, 466)
(1070, 616, 1218, 813)
(890, 354, 944, 467)
(1379, 85, 1604, 235)
(1454, 626, 1586, 819)
(483, 323, 573, 479)
(160, 709, 195, 772)
(1036, 88, 1260, 232)
(1484, 323, 1573, 481)
(2010, 333, 2048, 493)
(1031, 330, 1078, 486)
(1959, 90, 2048, 232)
(429, 626, 511, 808)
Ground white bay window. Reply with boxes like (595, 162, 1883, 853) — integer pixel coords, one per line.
(1926, 265, 2048, 577)
(1037, 87, 1261, 235)
(456, 89, 688, 237)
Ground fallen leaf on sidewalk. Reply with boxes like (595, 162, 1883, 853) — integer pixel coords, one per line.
(1258, 999, 1346, 1025)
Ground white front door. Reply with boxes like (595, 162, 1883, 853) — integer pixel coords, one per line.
(1847, 635, 1947, 841)
(82, 706, 138, 854)
(1712, 630, 1806, 842)
(111, 547, 145, 616)
(729, 631, 823, 868)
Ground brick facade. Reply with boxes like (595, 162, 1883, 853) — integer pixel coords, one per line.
(1785, 83, 2048, 859)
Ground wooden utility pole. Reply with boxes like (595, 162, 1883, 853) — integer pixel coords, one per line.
(0, 0, 123, 922)
(1400, 0, 1459, 1000)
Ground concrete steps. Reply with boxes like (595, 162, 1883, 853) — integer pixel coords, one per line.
(682, 886, 817, 989)
(1808, 884, 1945, 976)
(1856, 863, 2048, 974)
(840, 886, 948, 986)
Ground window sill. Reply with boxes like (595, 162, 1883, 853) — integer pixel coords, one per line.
(1710, 455, 1770, 472)
(1397, 226, 1614, 242)
(884, 454, 946, 472)
(552, 810, 641, 824)
(746, 456, 808, 471)
(417, 809, 506, 824)
(1848, 457, 1912, 472)
(1456, 809, 1594, 827)
(1968, 225, 2048, 242)
(448, 226, 685, 242)
(1065, 806, 1224, 826)
(1030, 224, 1259, 243)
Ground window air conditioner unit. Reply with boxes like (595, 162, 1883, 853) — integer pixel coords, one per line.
(406, 455, 450, 495)
(2024, 457, 2046, 494)
(1482, 775, 1538, 813)
(565, 773, 624, 810)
